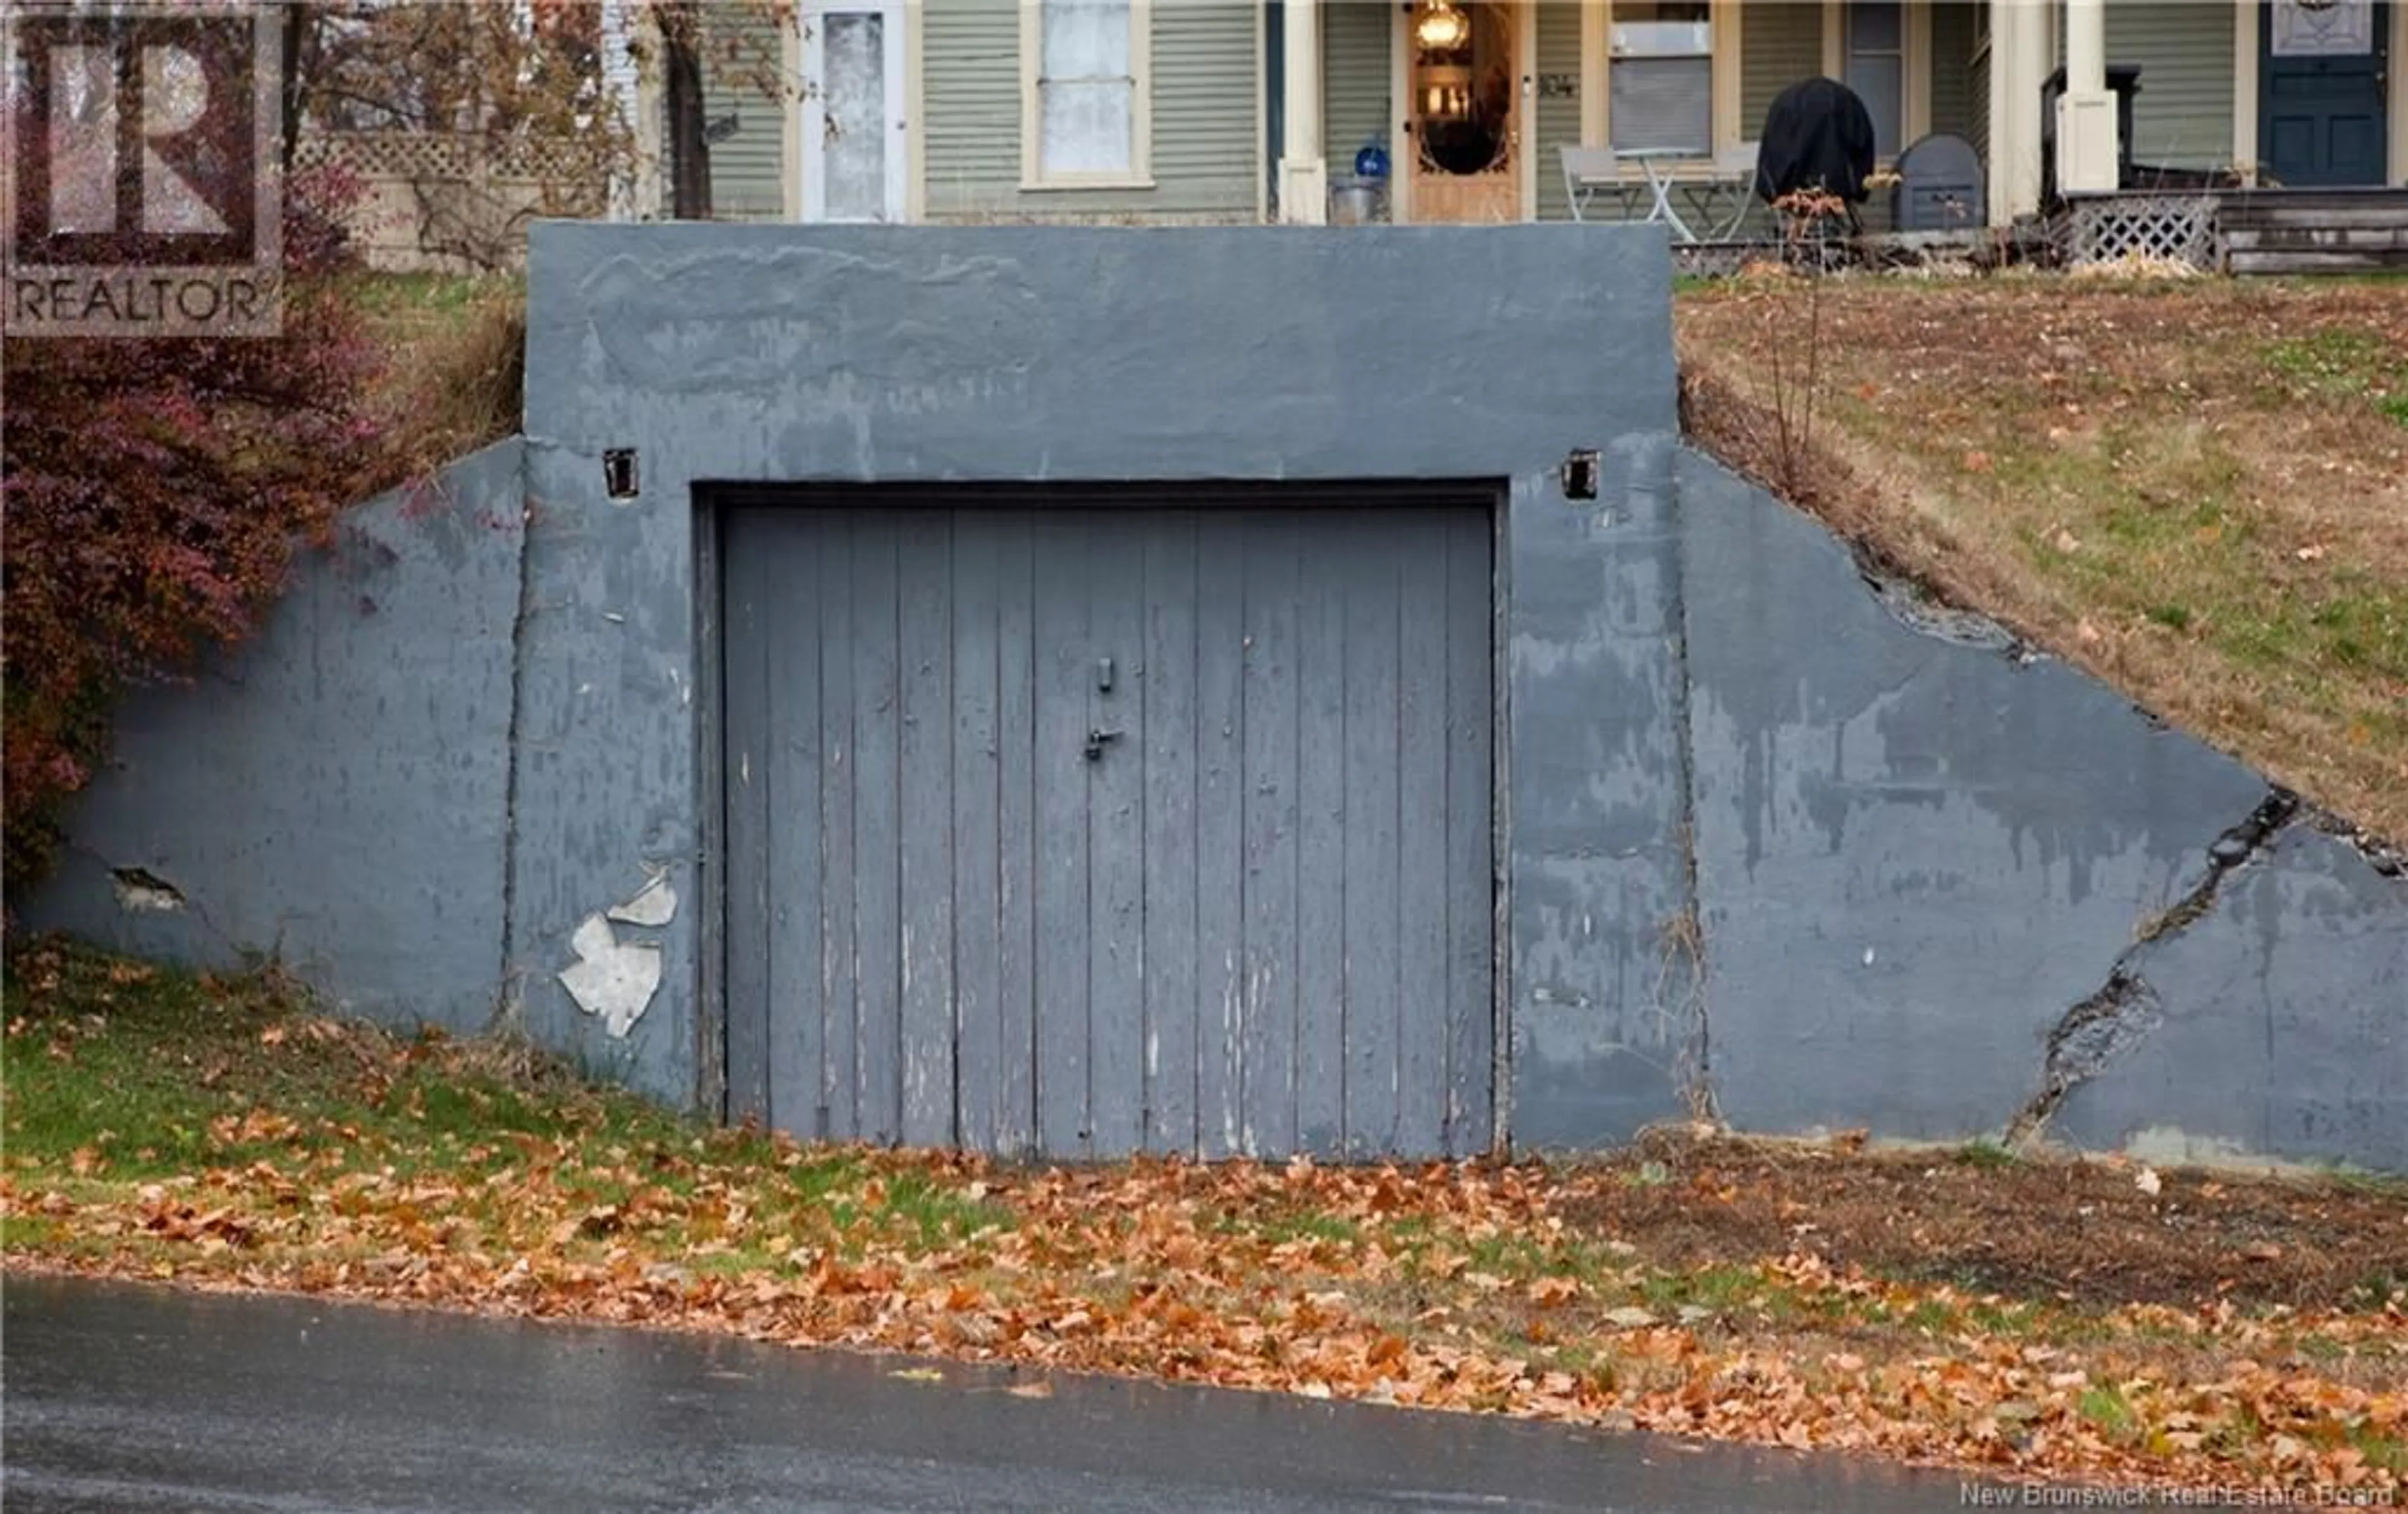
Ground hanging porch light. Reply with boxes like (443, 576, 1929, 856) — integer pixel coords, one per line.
(1414, 0, 1471, 52)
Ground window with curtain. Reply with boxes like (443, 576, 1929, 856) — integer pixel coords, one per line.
(1846, 0, 1904, 160)
(1608, 0, 1713, 155)
(1035, 0, 1136, 178)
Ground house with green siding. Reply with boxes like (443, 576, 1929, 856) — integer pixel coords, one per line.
(673, 0, 2399, 233)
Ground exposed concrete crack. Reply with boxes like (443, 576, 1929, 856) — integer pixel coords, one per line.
(1856, 562, 2027, 656)
(2298, 802, 2408, 880)
(2005, 788, 2300, 1150)
(490, 480, 540, 1036)
(2005, 969, 2165, 1149)
(1656, 877, 1716, 1125)
(1664, 459, 1721, 1128)
(2133, 789, 2301, 945)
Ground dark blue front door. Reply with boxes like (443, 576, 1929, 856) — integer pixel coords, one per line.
(2262, 0, 2391, 186)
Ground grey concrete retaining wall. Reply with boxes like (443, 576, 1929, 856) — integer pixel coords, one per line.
(24, 226, 2405, 1169)
(24, 439, 526, 1034)
(510, 223, 1680, 1110)
(1673, 450, 2407, 1172)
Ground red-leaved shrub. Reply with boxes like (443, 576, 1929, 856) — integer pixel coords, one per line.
(3, 163, 391, 897)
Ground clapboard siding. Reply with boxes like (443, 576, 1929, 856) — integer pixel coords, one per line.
(1928, 0, 1976, 141)
(922, 0, 1259, 219)
(2110, 2, 2234, 169)
(920, 0, 1018, 211)
(1324, 0, 1391, 177)
(722, 500, 1496, 1161)
(702, 5, 792, 219)
(1743, 3, 1824, 140)
(1534, 0, 1583, 219)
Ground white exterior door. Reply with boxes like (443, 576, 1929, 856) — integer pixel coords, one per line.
(802, 1, 907, 222)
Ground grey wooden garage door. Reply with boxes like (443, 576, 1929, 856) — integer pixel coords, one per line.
(719, 497, 1494, 1160)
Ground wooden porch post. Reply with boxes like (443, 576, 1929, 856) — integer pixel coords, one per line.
(2057, 0, 2119, 193)
(1279, 0, 1329, 223)
(1991, 0, 2050, 220)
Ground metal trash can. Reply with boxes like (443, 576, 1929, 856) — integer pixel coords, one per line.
(1893, 133, 1985, 233)
(1329, 177, 1387, 225)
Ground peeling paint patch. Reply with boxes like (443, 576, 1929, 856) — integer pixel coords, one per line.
(606, 875, 677, 927)
(559, 914, 662, 1038)
(111, 866, 186, 913)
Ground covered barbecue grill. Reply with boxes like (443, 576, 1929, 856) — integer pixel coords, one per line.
(1752, 76, 1879, 231)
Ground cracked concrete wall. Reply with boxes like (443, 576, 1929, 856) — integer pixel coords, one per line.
(1509, 433, 1707, 1149)
(1673, 449, 2408, 1170)
(20, 440, 527, 1034)
(2051, 824, 2408, 1170)
(27, 233, 2402, 1170)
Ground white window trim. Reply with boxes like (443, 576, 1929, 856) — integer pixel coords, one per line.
(2390, 0, 2406, 187)
(906, 0, 928, 219)
(782, 4, 805, 219)
(2232, 0, 2259, 181)
(1580, 0, 1743, 164)
(1018, 0, 1156, 191)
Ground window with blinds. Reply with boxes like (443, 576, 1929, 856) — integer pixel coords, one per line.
(1608, 1, 1713, 154)
(1035, 0, 1137, 177)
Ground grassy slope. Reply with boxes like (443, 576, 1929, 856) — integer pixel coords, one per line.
(344, 270, 529, 494)
(1676, 273, 2408, 847)
(4, 942, 2402, 1494)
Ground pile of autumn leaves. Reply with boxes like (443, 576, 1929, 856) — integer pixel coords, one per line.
(4, 1025, 2402, 1499)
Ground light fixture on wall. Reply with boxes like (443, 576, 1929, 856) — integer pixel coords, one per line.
(1414, 0, 1471, 52)
(1420, 66, 1472, 121)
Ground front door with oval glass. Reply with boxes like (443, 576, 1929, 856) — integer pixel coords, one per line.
(1402, 0, 1524, 222)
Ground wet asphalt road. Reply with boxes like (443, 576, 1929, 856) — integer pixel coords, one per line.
(4, 1275, 1994, 1512)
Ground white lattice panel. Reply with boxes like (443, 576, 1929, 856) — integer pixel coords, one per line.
(297, 131, 477, 181)
(2064, 194, 2221, 271)
(295, 130, 608, 188)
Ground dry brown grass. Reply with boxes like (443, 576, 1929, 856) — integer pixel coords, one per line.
(1677, 273, 2408, 846)
(346, 272, 527, 495)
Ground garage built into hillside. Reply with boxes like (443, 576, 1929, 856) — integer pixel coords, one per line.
(712, 487, 1496, 1161)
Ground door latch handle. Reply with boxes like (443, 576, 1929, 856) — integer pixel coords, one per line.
(1084, 728, 1124, 760)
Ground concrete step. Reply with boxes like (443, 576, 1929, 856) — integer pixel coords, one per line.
(2221, 207, 2408, 231)
(2226, 226, 2408, 251)
(2227, 246, 2408, 275)
(2219, 187, 2408, 212)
